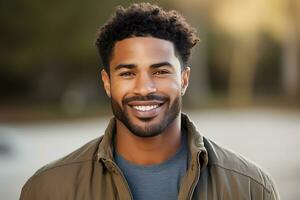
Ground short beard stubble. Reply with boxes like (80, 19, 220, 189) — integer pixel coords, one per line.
(111, 94, 181, 138)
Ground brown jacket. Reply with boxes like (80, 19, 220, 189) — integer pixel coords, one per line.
(20, 114, 279, 200)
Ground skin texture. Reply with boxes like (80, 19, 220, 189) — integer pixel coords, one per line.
(101, 37, 190, 165)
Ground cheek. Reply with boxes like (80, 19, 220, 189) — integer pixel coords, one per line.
(157, 78, 181, 96)
(110, 79, 133, 101)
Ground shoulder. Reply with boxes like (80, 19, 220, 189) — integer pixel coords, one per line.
(20, 137, 103, 199)
(34, 136, 102, 175)
(203, 137, 279, 199)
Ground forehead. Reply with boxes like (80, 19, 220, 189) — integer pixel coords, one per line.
(110, 37, 179, 68)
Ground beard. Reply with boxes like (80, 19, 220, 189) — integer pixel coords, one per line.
(110, 94, 181, 138)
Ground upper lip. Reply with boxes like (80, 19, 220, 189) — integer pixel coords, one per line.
(127, 100, 164, 106)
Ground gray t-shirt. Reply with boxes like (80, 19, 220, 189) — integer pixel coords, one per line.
(114, 133, 188, 200)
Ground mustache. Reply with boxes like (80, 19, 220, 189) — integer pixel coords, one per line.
(123, 94, 168, 105)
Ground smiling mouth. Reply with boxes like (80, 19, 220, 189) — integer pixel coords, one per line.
(127, 101, 165, 113)
(132, 104, 159, 112)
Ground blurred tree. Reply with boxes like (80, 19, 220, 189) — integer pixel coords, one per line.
(0, 0, 129, 105)
(198, 0, 299, 105)
(211, 0, 267, 105)
(281, 0, 300, 101)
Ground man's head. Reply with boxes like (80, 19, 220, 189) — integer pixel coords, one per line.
(96, 3, 198, 137)
(96, 2, 199, 73)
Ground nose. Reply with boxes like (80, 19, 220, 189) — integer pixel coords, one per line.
(133, 72, 157, 96)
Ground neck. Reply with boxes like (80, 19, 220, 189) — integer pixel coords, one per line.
(115, 115, 182, 165)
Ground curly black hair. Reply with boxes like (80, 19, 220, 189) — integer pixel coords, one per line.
(95, 2, 199, 72)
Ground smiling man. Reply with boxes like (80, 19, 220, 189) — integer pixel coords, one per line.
(106, 37, 184, 140)
(20, 3, 279, 200)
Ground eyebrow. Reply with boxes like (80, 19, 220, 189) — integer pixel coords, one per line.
(150, 62, 173, 69)
(114, 62, 173, 71)
(114, 63, 136, 71)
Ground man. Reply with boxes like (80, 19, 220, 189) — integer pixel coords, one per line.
(20, 3, 279, 200)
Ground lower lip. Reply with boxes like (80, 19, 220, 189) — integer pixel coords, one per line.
(129, 104, 164, 119)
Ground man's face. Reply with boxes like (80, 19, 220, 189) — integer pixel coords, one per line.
(102, 37, 190, 137)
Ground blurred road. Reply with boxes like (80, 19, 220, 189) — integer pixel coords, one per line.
(0, 109, 299, 200)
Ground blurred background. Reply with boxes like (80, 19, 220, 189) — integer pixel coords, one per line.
(0, 0, 299, 199)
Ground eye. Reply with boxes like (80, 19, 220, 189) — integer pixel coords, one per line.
(119, 71, 135, 78)
(153, 70, 170, 76)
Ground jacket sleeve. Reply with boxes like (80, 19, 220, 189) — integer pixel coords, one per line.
(20, 178, 35, 200)
(266, 174, 280, 200)
(20, 175, 49, 200)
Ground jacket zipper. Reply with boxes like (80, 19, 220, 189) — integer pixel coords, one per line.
(187, 152, 201, 200)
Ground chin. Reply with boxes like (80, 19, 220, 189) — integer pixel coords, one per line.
(127, 112, 177, 138)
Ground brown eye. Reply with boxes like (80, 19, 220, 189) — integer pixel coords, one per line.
(154, 70, 170, 76)
(120, 71, 135, 78)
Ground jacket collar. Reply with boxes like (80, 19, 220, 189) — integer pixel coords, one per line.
(96, 113, 208, 169)
(182, 113, 208, 169)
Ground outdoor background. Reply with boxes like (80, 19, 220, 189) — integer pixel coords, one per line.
(0, 0, 299, 199)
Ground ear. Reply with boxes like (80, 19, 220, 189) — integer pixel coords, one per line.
(181, 66, 190, 96)
(101, 69, 111, 98)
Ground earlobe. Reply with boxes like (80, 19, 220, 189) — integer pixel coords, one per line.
(181, 66, 190, 96)
(101, 69, 111, 98)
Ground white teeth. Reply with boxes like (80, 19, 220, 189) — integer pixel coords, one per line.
(133, 105, 159, 112)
